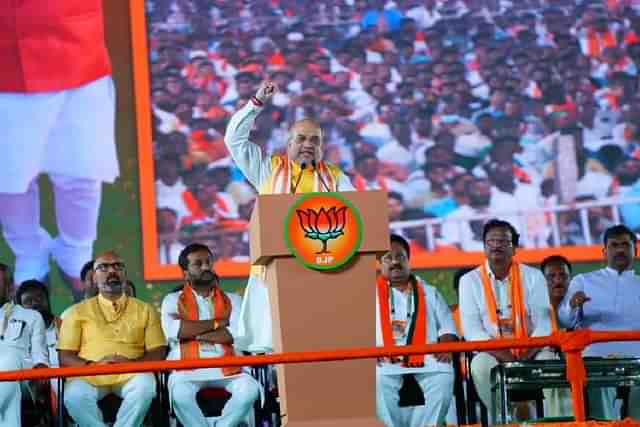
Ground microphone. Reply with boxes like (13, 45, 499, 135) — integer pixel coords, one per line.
(292, 162, 307, 194)
(311, 160, 331, 192)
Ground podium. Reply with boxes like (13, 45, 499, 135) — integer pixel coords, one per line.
(249, 191, 389, 427)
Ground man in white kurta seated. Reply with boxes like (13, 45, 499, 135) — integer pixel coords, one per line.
(161, 243, 260, 427)
(459, 219, 552, 421)
(16, 278, 62, 413)
(223, 80, 355, 353)
(0, 266, 49, 426)
(376, 234, 457, 427)
(558, 224, 640, 421)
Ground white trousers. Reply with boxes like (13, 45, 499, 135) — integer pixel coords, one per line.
(0, 176, 102, 283)
(376, 371, 453, 427)
(0, 350, 23, 426)
(0, 76, 118, 283)
(170, 373, 260, 427)
(64, 373, 156, 427)
(236, 275, 273, 353)
(587, 386, 640, 420)
(472, 350, 580, 422)
(536, 349, 573, 418)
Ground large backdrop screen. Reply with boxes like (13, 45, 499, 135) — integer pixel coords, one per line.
(131, 0, 640, 279)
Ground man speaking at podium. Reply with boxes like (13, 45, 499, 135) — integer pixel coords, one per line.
(224, 80, 355, 352)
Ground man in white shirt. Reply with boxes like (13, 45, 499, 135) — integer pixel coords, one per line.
(161, 243, 260, 427)
(558, 224, 640, 421)
(0, 267, 49, 426)
(16, 278, 61, 423)
(376, 234, 457, 427)
(459, 219, 552, 421)
(224, 80, 354, 353)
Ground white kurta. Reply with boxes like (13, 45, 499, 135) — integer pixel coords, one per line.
(459, 262, 552, 342)
(0, 303, 48, 426)
(558, 267, 640, 421)
(558, 267, 640, 357)
(459, 262, 552, 417)
(161, 288, 243, 381)
(160, 289, 261, 427)
(375, 278, 456, 427)
(224, 100, 355, 353)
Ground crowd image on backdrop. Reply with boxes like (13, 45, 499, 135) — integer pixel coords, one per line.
(151, 0, 640, 264)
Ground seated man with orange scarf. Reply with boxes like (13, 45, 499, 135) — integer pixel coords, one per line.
(161, 243, 260, 427)
(224, 80, 355, 352)
(376, 234, 457, 427)
(458, 219, 552, 421)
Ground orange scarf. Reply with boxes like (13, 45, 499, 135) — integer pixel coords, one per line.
(377, 275, 427, 367)
(480, 262, 528, 357)
(550, 307, 559, 333)
(177, 284, 241, 376)
(268, 154, 337, 194)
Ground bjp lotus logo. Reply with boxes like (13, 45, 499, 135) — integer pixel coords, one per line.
(285, 193, 363, 270)
(296, 206, 347, 254)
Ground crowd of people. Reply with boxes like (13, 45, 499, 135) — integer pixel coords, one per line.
(152, 0, 640, 264)
(1, 220, 639, 426)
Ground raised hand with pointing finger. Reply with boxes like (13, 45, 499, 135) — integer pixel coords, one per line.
(253, 80, 278, 104)
(569, 291, 591, 309)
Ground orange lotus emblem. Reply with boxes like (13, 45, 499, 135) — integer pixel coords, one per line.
(285, 193, 363, 270)
(296, 206, 347, 254)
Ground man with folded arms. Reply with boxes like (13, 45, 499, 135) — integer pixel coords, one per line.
(558, 224, 640, 420)
(376, 234, 457, 427)
(224, 80, 354, 352)
(58, 251, 167, 427)
(459, 219, 551, 421)
(162, 243, 259, 427)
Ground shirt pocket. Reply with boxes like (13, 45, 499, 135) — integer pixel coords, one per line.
(3, 320, 26, 342)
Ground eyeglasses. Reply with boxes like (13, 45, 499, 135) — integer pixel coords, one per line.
(381, 253, 408, 264)
(94, 262, 126, 272)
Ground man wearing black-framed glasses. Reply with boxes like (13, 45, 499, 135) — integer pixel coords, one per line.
(458, 219, 551, 422)
(376, 234, 457, 427)
(58, 250, 167, 427)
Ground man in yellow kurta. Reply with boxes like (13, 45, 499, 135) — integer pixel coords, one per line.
(57, 250, 167, 427)
(224, 81, 355, 352)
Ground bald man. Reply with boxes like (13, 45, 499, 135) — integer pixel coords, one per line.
(224, 80, 355, 352)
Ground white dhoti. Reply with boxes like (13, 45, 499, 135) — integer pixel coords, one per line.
(169, 371, 260, 427)
(63, 373, 156, 427)
(536, 349, 573, 418)
(376, 370, 453, 427)
(0, 76, 119, 283)
(237, 274, 273, 353)
(471, 351, 574, 422)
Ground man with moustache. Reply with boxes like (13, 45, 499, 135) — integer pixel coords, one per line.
(58, 251, 167, 427)
(376, 234, 457, 427)
(0, 271, 48, 426)
(16, 279, 61, 423)
(558, 225, 640, 420)
(161, 243, 259, 427)
(538, 256, 574, 417)
(459, 219, 551, 421)
(224, 80, 355, 352)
